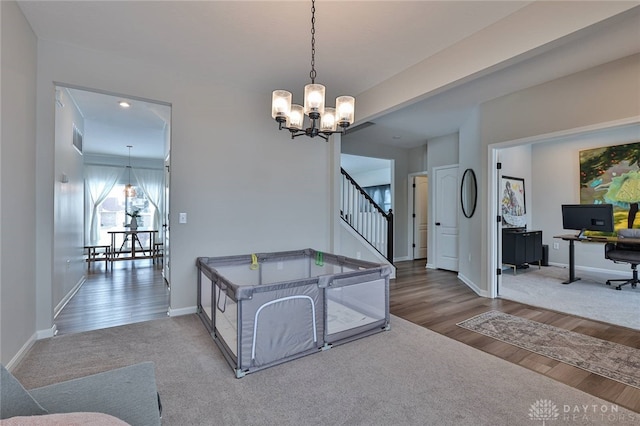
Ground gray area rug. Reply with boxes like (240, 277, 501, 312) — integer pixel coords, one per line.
(457, 310, 640, 389)
(501, 265, 640, 330)
(13, 315, 639, 425)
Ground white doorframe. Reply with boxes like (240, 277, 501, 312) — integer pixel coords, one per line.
(407, 171, 428, 261)
(487, 147, 501, 299)
(163, 151, 171, 286)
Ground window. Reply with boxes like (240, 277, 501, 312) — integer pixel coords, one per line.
(95, 184, 156, 245)
(72, 124, 83, 154)
(363, 184, 391, 212)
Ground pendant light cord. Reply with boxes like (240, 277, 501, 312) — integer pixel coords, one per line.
(127, 145, 132, 184)
(309, 0, 317, 84)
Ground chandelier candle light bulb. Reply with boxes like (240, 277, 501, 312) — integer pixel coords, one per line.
(271, 90, 292, 121)
(336, 96, 355, 126)
(304, 84, 325, 117)
(320, 107, 337, 132)
(271, 0, 354, 141)
(287, 105, 305, 130)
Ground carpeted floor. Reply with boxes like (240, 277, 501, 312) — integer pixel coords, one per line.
(501, 265, 640, 330)
(457, 310, 640, 389)
(12, 314, 639, 425)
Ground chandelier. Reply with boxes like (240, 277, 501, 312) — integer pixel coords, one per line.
(271, 0, 355, 141)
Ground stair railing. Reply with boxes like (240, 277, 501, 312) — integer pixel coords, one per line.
(340, 168, 394, 263)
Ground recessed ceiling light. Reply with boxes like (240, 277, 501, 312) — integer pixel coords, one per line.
(119, 101, 131, 108)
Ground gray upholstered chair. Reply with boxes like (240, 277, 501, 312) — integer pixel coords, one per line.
(1, 362, 161, 425)
(604, 228, 640, 290)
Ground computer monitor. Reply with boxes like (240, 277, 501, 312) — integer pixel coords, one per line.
(561, 204, 614, 238)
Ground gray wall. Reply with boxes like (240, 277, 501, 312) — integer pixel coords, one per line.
(458, 111, 481, 287)
(426, 133, 459, 268)
(497, 122, 640, 275)
(341, 139, 411, 260)
(53, 88, 85, 314)
(498, 144, 532, 228)
(408, 144, 427, 174)
(2, 1, 638, 366)
(32, 38, 335, 330)
(531, 124, 640, 272)
(481, 55, 640, 145)
(2, 2, 337, 365)
(474, 54, 640, 294)
(1, 0, 38, 366)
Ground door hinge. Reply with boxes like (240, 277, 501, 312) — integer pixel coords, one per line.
(413, 213, 416, 218)
(412, 243, 416, 248)
(496, 268, 502, 276)
(497, 215, 502, 223)
(497, 162, 502, 170)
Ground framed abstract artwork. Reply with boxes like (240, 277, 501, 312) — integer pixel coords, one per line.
(579, 141, 640, 230)
(501, 176, 526, 228)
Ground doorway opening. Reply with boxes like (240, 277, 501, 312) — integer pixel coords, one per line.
(408, 173, 428, 261)
(488, 118, 640, 329)
(53, 85, 171, 335)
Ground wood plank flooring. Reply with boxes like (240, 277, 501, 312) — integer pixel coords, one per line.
(391, 260, 640, 413)
(54, 257, 639, 413)
(54, 259, 169, 335)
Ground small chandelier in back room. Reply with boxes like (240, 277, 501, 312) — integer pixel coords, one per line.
(271, 0, 355, 141)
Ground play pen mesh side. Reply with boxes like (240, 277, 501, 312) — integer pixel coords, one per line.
(196, 249, 391, 377)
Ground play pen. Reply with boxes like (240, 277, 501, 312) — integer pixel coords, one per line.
(196, 249, 391, 378)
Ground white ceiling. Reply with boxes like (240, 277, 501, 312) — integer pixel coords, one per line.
(64, 88, 170, 159)
(19, 1, 640, 154)
(341, 154, 391, 176)
(345, 5, 640, 148)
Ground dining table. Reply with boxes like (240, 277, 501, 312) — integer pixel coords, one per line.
(108, 229, 158, 262)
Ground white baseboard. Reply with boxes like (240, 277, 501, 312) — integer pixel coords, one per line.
(458, 272, 490, 297)
(384, 263, 397, 279)
(168, 306, 198, 317)
(547, 262, 630, 278)
(426, 262, 436, 269)
(36, 324, 57, 339)
(394, 256, 410, 262)
(6, 332, 37, 370)
(54, 276, 86, 318)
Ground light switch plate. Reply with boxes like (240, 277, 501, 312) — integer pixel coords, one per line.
(179, 212, 187, 224)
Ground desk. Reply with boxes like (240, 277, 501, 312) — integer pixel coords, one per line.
(553, 234, 640, 284)
(108, 229, 157, 262)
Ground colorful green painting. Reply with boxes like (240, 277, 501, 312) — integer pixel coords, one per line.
(580, 141, 640, 231)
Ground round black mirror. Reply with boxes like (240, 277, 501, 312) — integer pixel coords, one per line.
(461, 168, 477, 218)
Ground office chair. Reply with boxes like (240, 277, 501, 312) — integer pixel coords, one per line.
(604, 228, 640, 290)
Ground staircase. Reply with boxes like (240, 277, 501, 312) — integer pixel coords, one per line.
(340, 168, 394, 263)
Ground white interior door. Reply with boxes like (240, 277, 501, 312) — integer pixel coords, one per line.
(413, 176, 428, 259)
(434, 165, 459, 271)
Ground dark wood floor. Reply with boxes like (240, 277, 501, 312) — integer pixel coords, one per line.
(54, 257, 639, 413)
(391, 260, 640, 413)
(54, 259, 169, 335)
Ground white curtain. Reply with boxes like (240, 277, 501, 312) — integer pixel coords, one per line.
(85, 165, 124, 245)
(133, 168, 164, 233)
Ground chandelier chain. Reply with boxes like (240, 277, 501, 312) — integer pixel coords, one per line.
(310, 0, 316, 83)
(271, 0, 354, 139)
